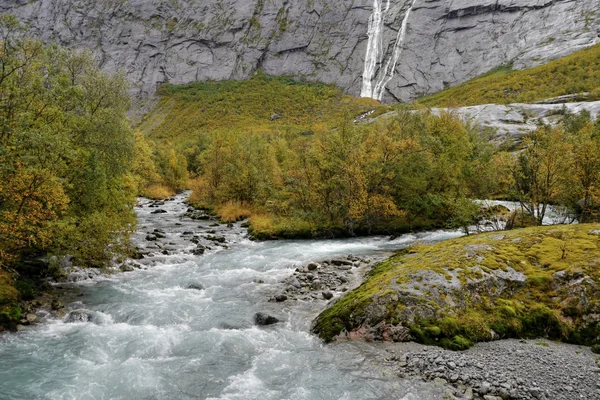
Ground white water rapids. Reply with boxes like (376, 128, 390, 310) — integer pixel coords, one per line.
(361, 0, 417, 100)
(0, 193, 468, 400)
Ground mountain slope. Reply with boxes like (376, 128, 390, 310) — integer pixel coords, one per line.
(419, 43, 600, 107)
(3, 0, 599, 102)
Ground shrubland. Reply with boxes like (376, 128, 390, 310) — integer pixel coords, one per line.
(418, 43, 600, 107)
(170, 109, 499, 237)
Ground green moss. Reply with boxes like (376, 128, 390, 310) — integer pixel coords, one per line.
(313, 224, 600, 349)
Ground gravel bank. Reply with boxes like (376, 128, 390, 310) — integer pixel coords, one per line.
(377, 339, 600, 400)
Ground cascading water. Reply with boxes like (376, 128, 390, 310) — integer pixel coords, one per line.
(0, 194, 465, 399)
(361, 0, 418, 101)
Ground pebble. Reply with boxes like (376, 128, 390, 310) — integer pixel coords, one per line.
(389, 339, 599, 400)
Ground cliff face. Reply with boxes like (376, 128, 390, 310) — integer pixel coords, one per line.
(3, 0, 599, 102)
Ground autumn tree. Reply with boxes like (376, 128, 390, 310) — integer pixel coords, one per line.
(0, 15, 136, 268)
(509, 126, 572, 225)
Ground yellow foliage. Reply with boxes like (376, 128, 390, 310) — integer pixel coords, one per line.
(216, 201, 252, 223)
(140, 184, 175, 200)
(187, 177, 210, 208)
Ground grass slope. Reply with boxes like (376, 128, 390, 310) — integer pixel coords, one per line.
(313, 224, 600, 349)
(418, 43, 600, 107)
(138, 72, 384, 141)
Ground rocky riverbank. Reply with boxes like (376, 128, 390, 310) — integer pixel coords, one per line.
(374, 339, 600, 400)
(313, 224, 600, 350)
(272, 253, 391, 303)
(271, 249, 600, 399)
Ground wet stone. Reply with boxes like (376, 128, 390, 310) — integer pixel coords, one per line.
(254, 313, 280, 326)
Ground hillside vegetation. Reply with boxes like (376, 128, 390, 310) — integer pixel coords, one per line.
(138, 73, 384, 141)
(418, 43, 600, 107)
(313, 224, 600, 349)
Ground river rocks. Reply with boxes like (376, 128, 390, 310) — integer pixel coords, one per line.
(153, 230, 167, 239)
(206, 235, 226, 243)
(280, 254, 390, 303)
(254, 313, 280, 326)
(331, 259, 353, 266)
(192, 245, 206, 256)
(184, 208, 212, 220)
(274, 294, 288, 302)
(24, 313, 37, 324)
(151, 209, 167, 214)
(64, 309, 93, 323)
(64, 266, 103, 282)
(186, 283, 205, 291)
(592, 345, 600, 354)
(51, 299, 63, 311)
(145, 234, 158, 241)
(307, 263, 318, 271)
(382, 339, 600, 400)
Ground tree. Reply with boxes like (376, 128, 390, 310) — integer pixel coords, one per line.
(0, 16, 136, 268)
(510, 126, 572, 225)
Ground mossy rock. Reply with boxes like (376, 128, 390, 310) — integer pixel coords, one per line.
(312, 224, 600, 349)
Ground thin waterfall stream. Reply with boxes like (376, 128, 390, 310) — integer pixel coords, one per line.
(361, 0, 417, 100)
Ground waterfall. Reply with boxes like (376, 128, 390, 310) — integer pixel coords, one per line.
(361, 0, 417, 101)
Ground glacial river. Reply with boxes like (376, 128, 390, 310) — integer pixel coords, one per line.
(0, 194, 474, 399)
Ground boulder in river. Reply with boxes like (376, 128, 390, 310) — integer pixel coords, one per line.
(254, 313, 280, 326)
(64, 309, 93, 323)
(331, 259, 353, 266)
(25, 313, 38, 324)
(274, 294, 288, 302)
(322, 291, 334, 300)
(51, 299, 64, 311)
(192, 245, 205, 255)
(186, 283, 205, 291)
(151, 209, 168, 214)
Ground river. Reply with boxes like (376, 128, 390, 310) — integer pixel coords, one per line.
(0, 193, 471, 399)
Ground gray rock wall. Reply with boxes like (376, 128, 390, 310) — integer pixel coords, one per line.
(2, 0, 599, 102)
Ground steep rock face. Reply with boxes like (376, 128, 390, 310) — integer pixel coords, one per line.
(2, 0, 599, 102)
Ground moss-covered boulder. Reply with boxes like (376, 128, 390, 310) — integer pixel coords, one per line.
(312, 224, 600, 350)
